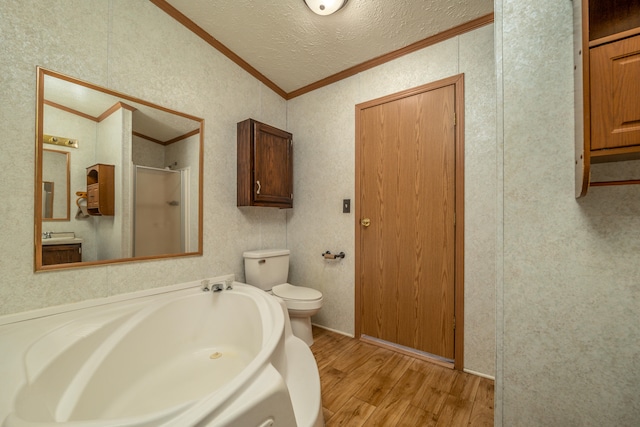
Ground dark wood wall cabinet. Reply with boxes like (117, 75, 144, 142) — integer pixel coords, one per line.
(237, 119, 293, 208)
(86, 164, 115, 215)
(574, 0, 640, 197)
(42, 244, 82, 266)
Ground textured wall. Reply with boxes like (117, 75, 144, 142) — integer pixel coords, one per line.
(287, 24, 497, 377)
(165, 134, 201, 253)
(95, 108, 127, 260)
(496, 0, 640, 425)
(0, 0, 287, 315)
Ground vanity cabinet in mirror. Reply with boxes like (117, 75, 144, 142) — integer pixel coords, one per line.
(42, 243, 82, 266)
(35, 67, 204, 271)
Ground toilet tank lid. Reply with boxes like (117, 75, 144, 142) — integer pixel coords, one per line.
(243, 249, 290, 259)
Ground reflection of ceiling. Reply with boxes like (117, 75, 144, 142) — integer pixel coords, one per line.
(44, 75, 200, 143)
(161, 0, 494, 96)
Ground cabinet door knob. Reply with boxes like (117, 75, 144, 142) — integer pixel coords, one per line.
(361, 218, 371, 227)
(256, 180, 261, 195)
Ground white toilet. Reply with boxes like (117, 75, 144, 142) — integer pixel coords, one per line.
(243, 249, 323, 346)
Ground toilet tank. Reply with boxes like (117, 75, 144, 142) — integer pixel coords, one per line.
(243, 249, 290, 291)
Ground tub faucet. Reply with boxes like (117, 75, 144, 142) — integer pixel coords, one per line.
(211, 283, 224, 292)
(42, 231, 52, 239)
(201, 280, 210, 292)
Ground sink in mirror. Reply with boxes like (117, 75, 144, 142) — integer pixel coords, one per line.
(35, 67, 204, 271)
(41, 232, 83, 246)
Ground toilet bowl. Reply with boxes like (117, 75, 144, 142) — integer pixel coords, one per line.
(272, 284, 323, 345)
(243, 249, 323, 346)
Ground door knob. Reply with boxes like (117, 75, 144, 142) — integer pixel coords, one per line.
(361, 218, 371, 227)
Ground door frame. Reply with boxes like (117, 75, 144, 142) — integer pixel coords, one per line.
(354, 74, 465, 370)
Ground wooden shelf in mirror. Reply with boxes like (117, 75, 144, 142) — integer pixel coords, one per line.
(86, 164, 114, 216)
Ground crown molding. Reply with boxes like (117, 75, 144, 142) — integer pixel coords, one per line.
(150, 1, 493, 100)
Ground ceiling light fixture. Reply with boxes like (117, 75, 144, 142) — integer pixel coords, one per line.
(304, 0, 348, 16)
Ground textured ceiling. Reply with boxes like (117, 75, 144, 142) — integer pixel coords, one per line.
(164, 0, 494, 94)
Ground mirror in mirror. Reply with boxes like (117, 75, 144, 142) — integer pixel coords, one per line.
(41, 148, 70, 221)
(35, 67, 203, 271)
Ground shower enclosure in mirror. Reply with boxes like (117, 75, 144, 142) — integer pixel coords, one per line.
(35, 67, 204, 271)
(134, 166, 191, 257)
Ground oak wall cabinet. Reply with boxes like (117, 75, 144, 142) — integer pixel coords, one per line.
(86, 164, 115, 215)
(237, 119, 293, 208)
(574, 0, 640, 197)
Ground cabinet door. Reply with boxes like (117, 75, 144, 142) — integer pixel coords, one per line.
(253, 122, 293, 207)
(590, 34, 640, 150)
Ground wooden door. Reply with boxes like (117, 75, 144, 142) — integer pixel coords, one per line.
(355, 75, 464, 366)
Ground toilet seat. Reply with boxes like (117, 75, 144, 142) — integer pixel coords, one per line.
(272, 284, 323, 311)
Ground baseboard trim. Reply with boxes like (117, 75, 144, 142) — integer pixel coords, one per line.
(311, 323, 355, 338)
(360, 335, 455, 370)
(463, 368, 495, 381)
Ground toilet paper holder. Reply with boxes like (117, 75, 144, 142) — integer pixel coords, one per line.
(322, 251, 345, 260)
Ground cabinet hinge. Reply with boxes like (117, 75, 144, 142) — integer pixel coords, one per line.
(453, 316, 456, 330)
(453, 113, 456, 126)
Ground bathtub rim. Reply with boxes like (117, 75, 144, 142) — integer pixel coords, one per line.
(0, 274, 235, 327)
(2, 276, 294, 426)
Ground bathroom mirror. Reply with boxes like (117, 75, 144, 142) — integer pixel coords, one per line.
(42, 149, 70, 221)
(35, 67, 204, 271)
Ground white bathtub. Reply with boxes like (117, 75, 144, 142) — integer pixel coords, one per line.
(0, 276, 324, 427)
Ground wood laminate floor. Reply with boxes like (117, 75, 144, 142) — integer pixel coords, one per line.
(310, 326, 494, 426)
